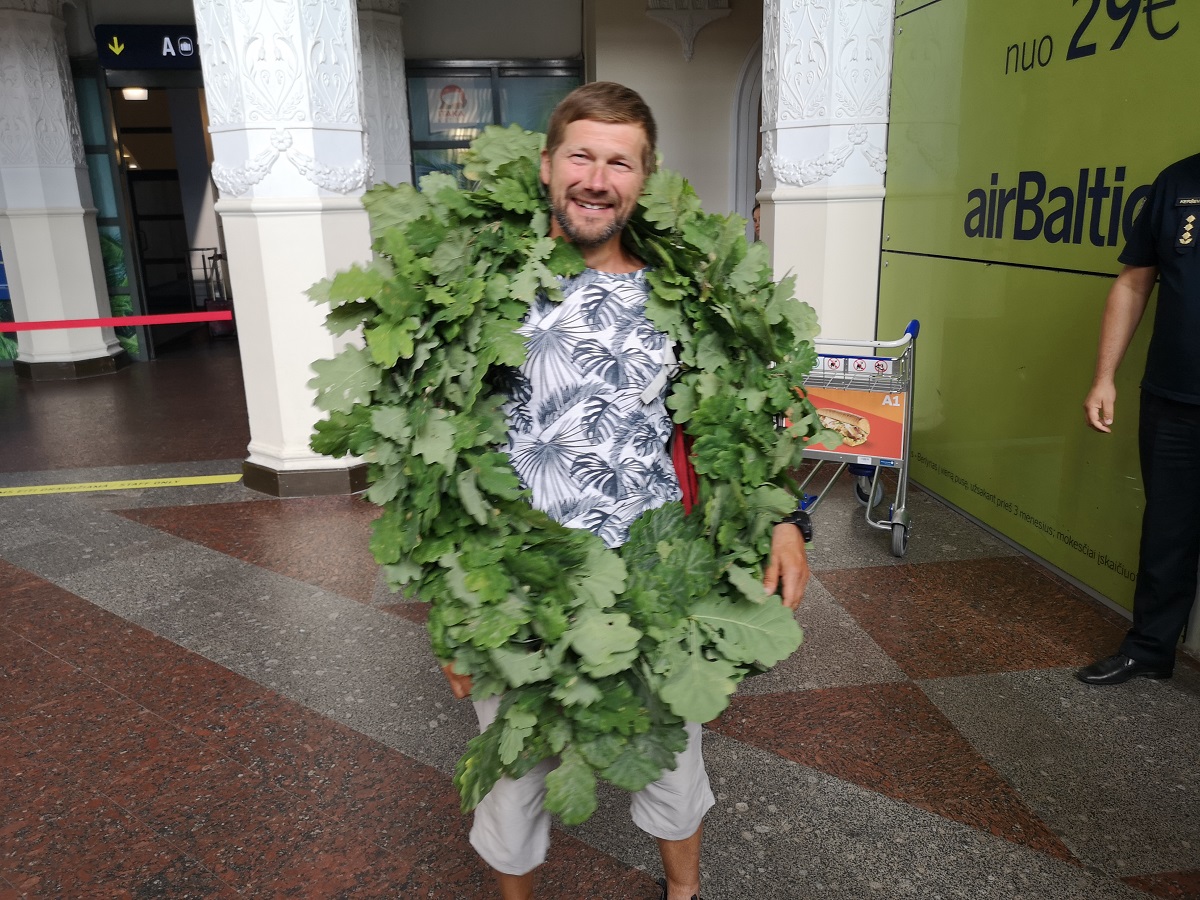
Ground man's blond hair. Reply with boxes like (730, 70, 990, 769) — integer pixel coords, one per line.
(545, 82, 657, 174)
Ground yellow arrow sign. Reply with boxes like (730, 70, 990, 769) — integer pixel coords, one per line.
(108, 35, 124, 55)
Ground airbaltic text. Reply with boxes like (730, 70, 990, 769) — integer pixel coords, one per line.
(964, 167, 1150, 247)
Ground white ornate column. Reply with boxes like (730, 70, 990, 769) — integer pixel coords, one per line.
(0, 0, 125, 379)
(760, 0, 895, 345)
(357, 0, 411, 187)
(194, 0, 372, 496)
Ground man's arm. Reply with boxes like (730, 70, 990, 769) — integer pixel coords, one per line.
(1084, 264, 1158, 433)
(763, 522, 810, 610)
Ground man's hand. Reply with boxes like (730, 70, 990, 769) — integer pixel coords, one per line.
(1083, 264, 1156, 435)
(1084, 380, 1117, 433)
(440, 661, 473, 700)
(763, 522, 810, 610)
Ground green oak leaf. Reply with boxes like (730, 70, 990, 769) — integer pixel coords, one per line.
(691, 596, 803, 667)
(455, 721, 503, 813)
(570, 543, 628, 608)
(498, 706, 538, 765)
(413, 410, 456, 468)
(324, 301, 376, 335)
(565, 609, 641, 674)
(543, 746, 598, 826)
(365, 317, 419, 367)
(308, 346, 382, 414)
(371, 406, 413, 444)
(577, 732, 625, 770)
(365, 462, 406, 505)
(362, 183, 432, 241)
(658, 640, 738, 722)
(726, 563, 768, 604)
(601, 733, 681, 792)
(551, 673, 604, 707)
(640, 169, 702, 230)
(455, 469, 490, 526)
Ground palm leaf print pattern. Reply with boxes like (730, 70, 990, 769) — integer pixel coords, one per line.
(503, 270, 681, 548)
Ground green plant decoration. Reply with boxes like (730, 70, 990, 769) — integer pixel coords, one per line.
(307, 125, 838, 825)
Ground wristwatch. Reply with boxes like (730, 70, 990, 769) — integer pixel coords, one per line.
(780, 508, 813, 544)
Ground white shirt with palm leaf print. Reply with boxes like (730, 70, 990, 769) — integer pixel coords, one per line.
(503, 268, 681, 549)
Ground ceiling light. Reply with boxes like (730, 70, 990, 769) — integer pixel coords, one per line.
(122, 87, 149, 101)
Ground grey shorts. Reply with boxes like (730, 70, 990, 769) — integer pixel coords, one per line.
(468, 695, 715, 875)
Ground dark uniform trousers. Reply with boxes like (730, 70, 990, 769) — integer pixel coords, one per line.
(1120, 390, 1200, 668)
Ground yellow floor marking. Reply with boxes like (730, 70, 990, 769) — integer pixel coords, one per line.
(0, 474, 243, 497)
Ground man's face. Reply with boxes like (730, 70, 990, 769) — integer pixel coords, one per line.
(541, 119, 649, 249)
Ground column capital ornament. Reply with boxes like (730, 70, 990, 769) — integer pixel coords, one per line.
(763, 0, 892, 125)
(645, 0, 731, 62)
(195, 0, 364, 130)
(758, 125, 886, 188)
(761, 0, 894, 187)
(195, 0, 370, 198)
(0, 4, 85, 169)
(209, 127, 372, 197)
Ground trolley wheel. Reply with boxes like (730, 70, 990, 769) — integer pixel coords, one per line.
(891, 522, 908, 558)
(855, 475, 883, 508)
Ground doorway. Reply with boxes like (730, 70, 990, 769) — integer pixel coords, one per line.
(111, 86, 234, 356)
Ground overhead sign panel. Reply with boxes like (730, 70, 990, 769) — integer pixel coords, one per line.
(96, 25, 200, 70)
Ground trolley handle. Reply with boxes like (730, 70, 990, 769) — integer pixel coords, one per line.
(816, 319, 920, 351)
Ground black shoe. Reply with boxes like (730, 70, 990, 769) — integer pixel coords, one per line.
(1076, 653, 1172, 685)
(658, 878, 699, 900)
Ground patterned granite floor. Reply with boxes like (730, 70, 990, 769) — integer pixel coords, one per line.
(1, 348, 1198, 899)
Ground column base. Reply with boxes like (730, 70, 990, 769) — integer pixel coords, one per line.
(242, 460, 368, 498)
(13, 351, 131, 381)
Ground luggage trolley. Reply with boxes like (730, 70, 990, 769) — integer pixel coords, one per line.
(798, 320, 920, 557)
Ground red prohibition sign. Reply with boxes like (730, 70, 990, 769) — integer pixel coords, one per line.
(827, 358, 842, 370)
(874, 360, 888, 373)
(852, 359, 867, 372)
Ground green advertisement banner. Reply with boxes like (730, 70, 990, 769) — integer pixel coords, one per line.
(887, 0, 1196, 275)
(882, 0, 1199, 608)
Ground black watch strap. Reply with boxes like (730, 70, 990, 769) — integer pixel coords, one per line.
(780, 508, 813, 543)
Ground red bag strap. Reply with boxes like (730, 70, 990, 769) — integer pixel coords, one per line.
(671, 424, 699, 515)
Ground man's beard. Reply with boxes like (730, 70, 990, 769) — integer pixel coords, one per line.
(552, 201, 630, 248)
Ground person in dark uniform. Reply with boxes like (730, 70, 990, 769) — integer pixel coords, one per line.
(1078, 151, 1200, 685)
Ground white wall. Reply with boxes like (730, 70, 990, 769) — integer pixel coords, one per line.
(591, 0, 761, 215)
(403, 0, 582, 59)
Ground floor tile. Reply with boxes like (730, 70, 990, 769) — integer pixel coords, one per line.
(6, 343, 1200, 899)
(734, 578, 906, 695)
(924, 668, 1200, 877)
(802, 471, 1020, 571)
(0, 790, 222, 898)
(0, 627, 90, 719)
(0, 341, 249, 475)
(709, 682, 1074, 860)
(118, 495, 381, 604)
(379, 599, 431, 624)
(0, 559, 39, 594)
(1123, 870, 1200, 899)
(819, 556, 1130, 679)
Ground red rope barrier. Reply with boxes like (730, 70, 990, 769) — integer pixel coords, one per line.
(0, 311, 233, 333)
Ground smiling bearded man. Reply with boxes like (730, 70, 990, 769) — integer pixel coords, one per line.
(437, 82, 813, 900)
